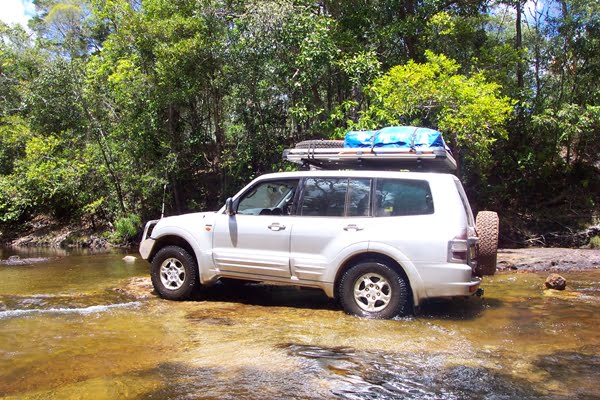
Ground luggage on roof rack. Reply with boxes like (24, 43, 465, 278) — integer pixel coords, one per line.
(283, 126, 457, 172)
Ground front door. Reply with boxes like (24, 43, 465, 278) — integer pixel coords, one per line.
(212, 179, 299, 279)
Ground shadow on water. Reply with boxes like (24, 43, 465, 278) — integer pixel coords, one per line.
(193, 280, 500, 321)
(194, 281, 339, 312)
(417, 296, 504, 321)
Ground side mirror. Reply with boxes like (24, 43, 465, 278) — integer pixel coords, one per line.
(225, 197, 235, 216)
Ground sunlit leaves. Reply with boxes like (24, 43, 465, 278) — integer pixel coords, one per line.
(359, 51, 514, 172)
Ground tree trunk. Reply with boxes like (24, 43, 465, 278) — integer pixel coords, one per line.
(515, 0, 524, 91)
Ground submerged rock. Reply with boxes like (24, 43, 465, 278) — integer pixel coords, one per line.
(543, 289, 580, 300)
(544, 273, 567, 290)
(113, 277, 156, 299)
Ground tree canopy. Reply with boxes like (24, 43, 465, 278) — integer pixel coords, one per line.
(0, 0, 598, 245)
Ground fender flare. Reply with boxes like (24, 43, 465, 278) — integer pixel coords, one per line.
(364, 241, 426, 306)
(150, 226, 211, 283)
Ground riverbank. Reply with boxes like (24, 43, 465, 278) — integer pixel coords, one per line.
(0, 216, 113, 249)
(497, 248, 600, 272)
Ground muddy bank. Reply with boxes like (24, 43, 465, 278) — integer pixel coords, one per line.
(1, 216, 113, 249)
(497, 248, 600, 272)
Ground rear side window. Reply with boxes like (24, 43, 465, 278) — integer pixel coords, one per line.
(374, 179, 434, 217)
(299, 178, 372, 217)
(300, 178, 347, 216)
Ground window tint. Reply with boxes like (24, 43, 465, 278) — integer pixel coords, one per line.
(347, 179, 371, 217)
(374, 179, 433, 217)
(300, 178, 348, 216)
(237, 180, 298, 215)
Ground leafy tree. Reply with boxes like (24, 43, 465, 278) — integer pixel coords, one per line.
(356, 51, 514, 177)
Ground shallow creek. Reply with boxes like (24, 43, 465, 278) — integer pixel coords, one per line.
(0, 247, 599, 399)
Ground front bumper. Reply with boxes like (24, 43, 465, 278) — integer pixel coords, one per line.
(139, 238, 155, 260)
(139, 220, 159, 260)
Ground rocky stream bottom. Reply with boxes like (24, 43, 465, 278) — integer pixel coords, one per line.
(0, 247, 599, 399)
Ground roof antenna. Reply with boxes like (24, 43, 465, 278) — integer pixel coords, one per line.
(160, 182, 167, 219)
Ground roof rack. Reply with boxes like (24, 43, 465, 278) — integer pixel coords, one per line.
(282, 126, 457, 172)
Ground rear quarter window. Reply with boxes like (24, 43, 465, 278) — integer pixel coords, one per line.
(374, 179, 434, 217)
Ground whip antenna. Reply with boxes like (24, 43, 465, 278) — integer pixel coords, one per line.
(160, 182, 167, 219)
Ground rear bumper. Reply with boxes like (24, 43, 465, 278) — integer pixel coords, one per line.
(419, 262, 482, 299)
(425, 277, 482, 298)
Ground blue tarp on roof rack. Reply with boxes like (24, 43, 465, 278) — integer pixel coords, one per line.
(344, 126, 446, 149)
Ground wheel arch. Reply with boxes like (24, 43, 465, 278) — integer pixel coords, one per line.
(333, 252, 417, 308)
(148, 235, 198, 267)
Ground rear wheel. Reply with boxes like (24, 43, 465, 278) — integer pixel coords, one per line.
(151, 245, 199, 300)
(476, 211, 499, 276)
(338, 261, 410, 319)
(295, 139, 344, 149)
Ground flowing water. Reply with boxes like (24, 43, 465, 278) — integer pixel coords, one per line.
(1, 247, 599, 399)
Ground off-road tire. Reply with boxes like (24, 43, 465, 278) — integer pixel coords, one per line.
(151, 245, 199, 300)
(476, 211, 499, 276)
(295, 139, 344, 149)
(338, 261, 410, 319)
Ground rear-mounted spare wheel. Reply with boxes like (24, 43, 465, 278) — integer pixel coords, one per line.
(476, 211, 499, 276)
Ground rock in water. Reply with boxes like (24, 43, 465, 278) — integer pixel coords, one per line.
(122, 255, 137, 263)
(545, 273, 567, 290)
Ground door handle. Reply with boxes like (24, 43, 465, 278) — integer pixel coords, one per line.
(343, 224, 364, 231)
(268, 223, 286, 231)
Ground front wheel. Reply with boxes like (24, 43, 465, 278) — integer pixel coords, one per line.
(338, 261, 410, 319)
(151, 245, 199, 300)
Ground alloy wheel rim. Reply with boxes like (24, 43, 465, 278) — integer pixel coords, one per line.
(353, 272, 392, 312)
(159, 258, 186, 290)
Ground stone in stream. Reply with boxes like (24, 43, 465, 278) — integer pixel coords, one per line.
(544, 273, 567, 290)
(122, 255, 137, 263)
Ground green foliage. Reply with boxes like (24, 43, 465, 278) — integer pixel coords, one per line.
(358, 51, 514, 174)
(590, 236, 600, 249)
(0, 0, 598, 246)
(533, 104, 600, 166)
(112, 214, 141, 243)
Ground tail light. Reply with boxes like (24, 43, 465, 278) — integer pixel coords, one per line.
(448, 228, 478, 267)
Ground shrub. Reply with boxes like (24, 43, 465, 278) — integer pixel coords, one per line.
(590, 236, 600, 249)
(113, 214, 142, 243)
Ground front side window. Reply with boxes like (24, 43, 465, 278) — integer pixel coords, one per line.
(374, 179, 434, 217)
(237, 180, 298, 215)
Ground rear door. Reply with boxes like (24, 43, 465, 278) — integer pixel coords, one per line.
(289, 177, 373, 282)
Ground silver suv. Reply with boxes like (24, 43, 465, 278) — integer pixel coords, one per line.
(140, 170, 497, 319)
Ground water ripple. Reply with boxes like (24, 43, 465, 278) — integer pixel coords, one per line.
(0, 301, 141, 319)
